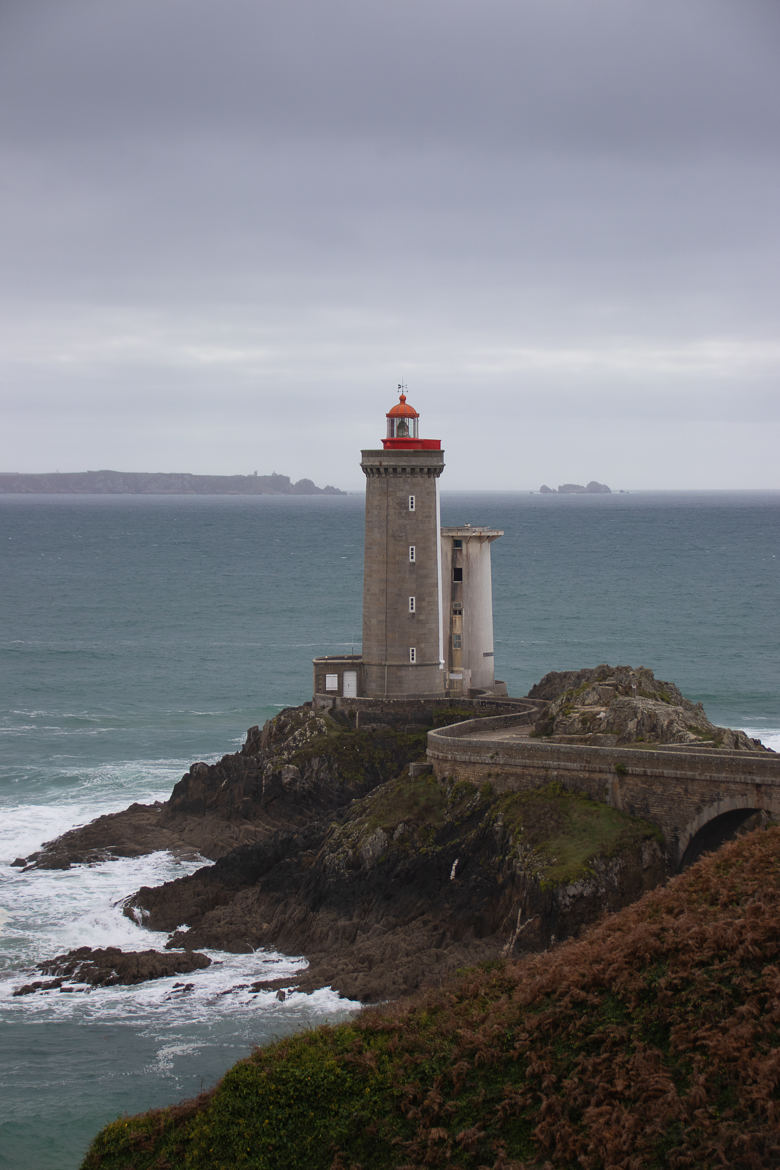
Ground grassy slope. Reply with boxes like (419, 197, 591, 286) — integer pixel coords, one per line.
(82, 826, 779, 1170)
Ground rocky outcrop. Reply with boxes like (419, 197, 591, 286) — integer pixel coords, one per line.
(529, 664, 768, 750)
(21, 676, 759, 1005)
(125, 772, 666, 1002)
(12, 946, 210, 995)
(22, 707, 429, 870)
(538, 481, 611, 494)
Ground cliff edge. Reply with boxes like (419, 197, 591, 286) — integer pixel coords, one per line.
(81, 825, 780, 1170)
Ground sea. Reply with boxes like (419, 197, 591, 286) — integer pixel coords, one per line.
(0, 490, 778, 1169)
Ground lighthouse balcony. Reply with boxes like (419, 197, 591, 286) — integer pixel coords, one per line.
(381, 436, 442, 451)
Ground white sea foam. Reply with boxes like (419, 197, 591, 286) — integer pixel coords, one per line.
(0, 787, 169, 863)
(0, 838, 359, 1036)
(0, 823, 359, 1034)
(743, 727, 780, 752)
(0, 756, 221, 863)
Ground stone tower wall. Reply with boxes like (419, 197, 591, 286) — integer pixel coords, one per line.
(360, 448, 445, 696)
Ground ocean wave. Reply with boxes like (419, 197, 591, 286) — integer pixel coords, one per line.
(0, 785, 179, 860)
(1, 938, 357, 1031)
(0, 837, 360, 1034)
(743, 727, 780, 752)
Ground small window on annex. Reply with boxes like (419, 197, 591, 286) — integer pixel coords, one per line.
(325, 674, 339, 692)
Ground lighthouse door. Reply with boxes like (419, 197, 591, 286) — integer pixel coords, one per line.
(342, 671, 358, 697)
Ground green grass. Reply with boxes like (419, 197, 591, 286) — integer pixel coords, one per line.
(350, 771, 452, 835)
(491, 785, 661, 886)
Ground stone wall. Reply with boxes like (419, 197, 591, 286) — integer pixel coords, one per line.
(313, 694, 543, 728)
(427, 718, 780, 865)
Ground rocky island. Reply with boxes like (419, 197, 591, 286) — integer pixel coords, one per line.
(538, 480, 611, 494)
(0, 469, 344, 494)
(15, 666, 770, 1004)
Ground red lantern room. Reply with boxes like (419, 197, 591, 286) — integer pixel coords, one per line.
(382, 391, 441, 450)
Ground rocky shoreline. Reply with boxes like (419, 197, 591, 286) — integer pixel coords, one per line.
(13, 668, 770, 1004)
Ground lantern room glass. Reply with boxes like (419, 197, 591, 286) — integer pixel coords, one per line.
(387, 414, 419, 439)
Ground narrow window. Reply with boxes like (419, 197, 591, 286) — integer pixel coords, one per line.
(409, 545, 416, 563)
(452, 601, 463, 614)
(453, 539, 462, 549)
(409, 596, 416, 613)
(408, 494, 416, 511)
(453, 634, 462, 649)
(409, 647, 416, 663)
(453, 566, 463, 582)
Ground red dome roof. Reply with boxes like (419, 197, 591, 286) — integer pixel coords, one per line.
(386, 393, 419, 419)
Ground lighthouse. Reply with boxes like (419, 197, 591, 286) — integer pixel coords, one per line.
(360, 392, 446, 696)
(313, 390, 504, 702)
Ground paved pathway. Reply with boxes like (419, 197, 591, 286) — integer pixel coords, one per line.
(459, 722, 533, 742)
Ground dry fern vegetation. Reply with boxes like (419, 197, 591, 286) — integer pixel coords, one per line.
(82, 827, 780, 1170)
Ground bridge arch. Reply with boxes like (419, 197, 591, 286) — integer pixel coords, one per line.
(677, 793, 780, 870)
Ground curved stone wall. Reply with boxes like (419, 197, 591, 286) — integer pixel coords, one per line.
(427, 717, 780, 866)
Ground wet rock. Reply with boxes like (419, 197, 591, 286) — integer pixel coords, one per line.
(13, 947, 211, 994)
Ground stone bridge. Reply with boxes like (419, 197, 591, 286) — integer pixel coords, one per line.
(427, 707, 780, 868)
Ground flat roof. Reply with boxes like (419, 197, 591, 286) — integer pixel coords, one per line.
(441, 525, 503, 538)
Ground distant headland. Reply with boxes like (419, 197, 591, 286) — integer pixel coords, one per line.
(538, 480, 611, 494)
(0, 470, 345, 496)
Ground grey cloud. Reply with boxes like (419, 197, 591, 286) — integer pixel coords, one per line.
(1, 0, 778, 487)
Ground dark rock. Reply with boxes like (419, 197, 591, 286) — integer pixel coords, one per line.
(12, 978, 63, 996)
(24, 707, 429, 870)
(13, 947, 211, 994)
(126, 769, 666, 1003)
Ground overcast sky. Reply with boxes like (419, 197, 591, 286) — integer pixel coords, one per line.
(2, 0, 779, 490)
